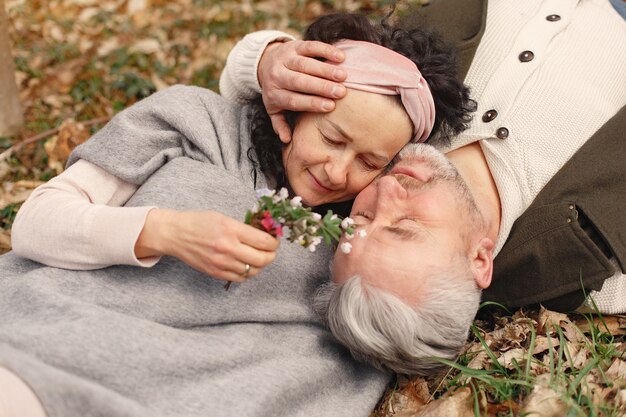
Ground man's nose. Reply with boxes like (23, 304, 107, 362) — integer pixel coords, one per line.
(325, 156, 350, 188)
(377, 175, 408, 201)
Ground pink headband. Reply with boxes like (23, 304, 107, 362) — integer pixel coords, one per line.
(330, 40, 436, 143)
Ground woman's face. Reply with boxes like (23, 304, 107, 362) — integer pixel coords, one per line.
(283, 89, 413, 207)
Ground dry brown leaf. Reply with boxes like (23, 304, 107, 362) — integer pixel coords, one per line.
(414, 387, 474, 417)
(0, 180, 43, 209)
(522, 376, 568, 417)
(497, 348, 527, 370)
(606, 358, 626, 380)
(617, 389, 626, 407)
(0, 229, 11, 253)
(467, 349, 489, 371)
(130, 38, 161, 55)
(561, 320, 587, 344)
(570, 344, 590, 369)
(127, 0, 150, 14)
(537, 306, 570, 335)
(532, 336, 561, 355)
(573, 315, 626, 336)
(44, 119, 91, 174)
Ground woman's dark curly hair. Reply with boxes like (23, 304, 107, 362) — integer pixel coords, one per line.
(248, 12, 474, 194)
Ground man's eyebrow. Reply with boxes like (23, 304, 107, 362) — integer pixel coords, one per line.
(327, 120, 390, 163)
(383, 226, 422, 241)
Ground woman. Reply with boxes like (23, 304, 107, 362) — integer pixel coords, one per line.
(0, 13, 471, 417)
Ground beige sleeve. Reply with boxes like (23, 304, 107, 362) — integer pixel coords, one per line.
(0, 366, 47, 417)
(219, 30, 296, 103)
(11, 160, 160, 269)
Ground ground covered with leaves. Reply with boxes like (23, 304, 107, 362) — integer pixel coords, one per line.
(2, 1, 625, 415)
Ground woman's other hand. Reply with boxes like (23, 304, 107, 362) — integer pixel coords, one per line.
(257, 40, 348, 143)
(135, 209, 280, 283)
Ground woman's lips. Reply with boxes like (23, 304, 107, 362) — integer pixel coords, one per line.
(307, 170, 334, 193)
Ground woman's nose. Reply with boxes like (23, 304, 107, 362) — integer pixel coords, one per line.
(325, 157, 350, 188)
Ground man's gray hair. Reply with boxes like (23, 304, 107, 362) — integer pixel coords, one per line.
(313, 261, 481, 375)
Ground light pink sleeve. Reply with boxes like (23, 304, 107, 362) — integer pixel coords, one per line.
(11, 159, 160, 269)
(0, 366, 47, 417)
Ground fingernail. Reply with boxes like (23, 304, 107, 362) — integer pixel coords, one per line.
(332, 69, 346, 81)
(333, 51, 344, 61)
(321, 101, 334, 111)
(331, 85, 345, 98)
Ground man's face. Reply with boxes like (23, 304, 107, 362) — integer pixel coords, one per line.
(331, 144, 483, 305)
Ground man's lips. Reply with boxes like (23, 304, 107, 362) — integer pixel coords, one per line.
(307, 170, 334, 192)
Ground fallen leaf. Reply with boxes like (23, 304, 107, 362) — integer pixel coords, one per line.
(44, 119, 91, 174)
(0, 229, 11, 253)
(522, 376, 568, 417)
(0, 180, 43, 209)
(573, 315, 626, 336)
(537, 306, 570, 335)
(532, 336, 561, 354)
(606, 358, 626, 380)
(414, 387, 474, 417)
(497, 348, 527, 370)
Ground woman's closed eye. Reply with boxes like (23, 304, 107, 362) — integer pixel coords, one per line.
(322, 135, 343, 147)
(359, 157, 382, 171)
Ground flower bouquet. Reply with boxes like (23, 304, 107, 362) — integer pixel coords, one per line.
(224, 188, 355, 290)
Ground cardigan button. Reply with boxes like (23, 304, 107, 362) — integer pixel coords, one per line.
(496, 127, 509, 139)
(482, 109, 498, 123)
(519, 51, 535, 62)
(546, 14, 561, 22)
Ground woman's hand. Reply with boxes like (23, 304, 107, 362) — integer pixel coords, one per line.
(257, 40, 348, 143)
(135, 209, 280, 283)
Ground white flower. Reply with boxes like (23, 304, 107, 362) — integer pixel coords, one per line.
(340, 242, 352, 254)
(308, 244, 317, 252)
(278, 217, 285, 224)
(251, 202, 260, 213)
(311, 213, 322, 221)
(311, 236, 322, 245)
(256, 188, 275, 198)
(307, 226, 318, 234)
(278, 187, 289, 200)
(357, 229, 367, 238)
(341, 217, 355, 229)
(290, 196, 303, 207)
(331, 214, 338, 221)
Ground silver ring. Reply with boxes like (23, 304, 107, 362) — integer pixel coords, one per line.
(243, 263, 251, 278)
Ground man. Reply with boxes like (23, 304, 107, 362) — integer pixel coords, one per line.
(219, 0, 626, 374)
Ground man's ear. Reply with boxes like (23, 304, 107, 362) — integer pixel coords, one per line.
(470, 237, 494, 289)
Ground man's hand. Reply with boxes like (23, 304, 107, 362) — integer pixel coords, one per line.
(257, 40, 348, 143)
(135, 209, 279, 283)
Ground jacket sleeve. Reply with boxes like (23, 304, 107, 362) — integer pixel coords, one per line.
(219, 30, 296, 103)
(11, 159, 159, 270)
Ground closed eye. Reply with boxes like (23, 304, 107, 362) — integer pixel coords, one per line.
(351, 210, 373, 226)
(359, 158, 382, 171)
(322, 135, 343, 147)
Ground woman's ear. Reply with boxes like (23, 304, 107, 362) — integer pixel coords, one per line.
(471, 237, 494, 289)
